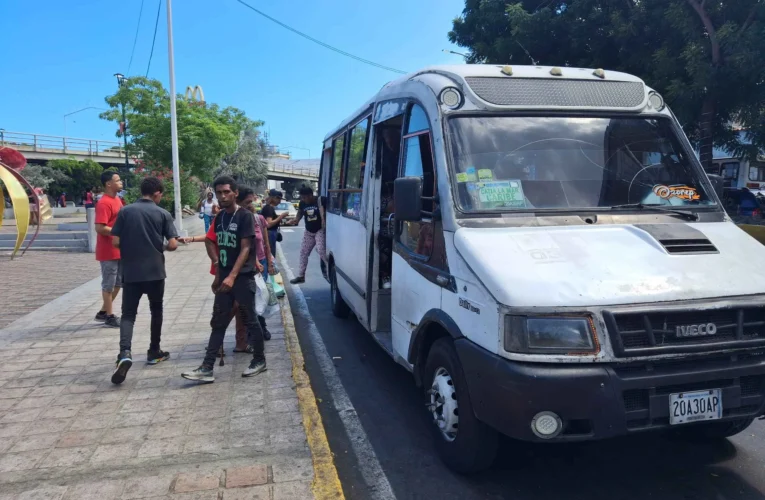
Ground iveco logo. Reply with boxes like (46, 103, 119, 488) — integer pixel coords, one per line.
(676, 323, 717, 338)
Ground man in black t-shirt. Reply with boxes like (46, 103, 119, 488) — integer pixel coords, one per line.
(110, 177, 179, 384)
(287, 186, 327, 283)
(182, 176, 267, 383)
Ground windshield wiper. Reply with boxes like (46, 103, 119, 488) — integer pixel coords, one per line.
(609, 203, 699, 221)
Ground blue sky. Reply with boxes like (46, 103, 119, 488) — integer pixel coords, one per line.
(0, 0, 466, 159)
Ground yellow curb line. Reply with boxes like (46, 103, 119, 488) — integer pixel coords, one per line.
(279, 282, 345, 500)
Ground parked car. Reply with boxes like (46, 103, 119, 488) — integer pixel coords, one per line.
(275, 201, 297, 224)
(724, 188, 762, 218)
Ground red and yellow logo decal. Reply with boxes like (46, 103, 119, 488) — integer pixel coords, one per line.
(653, 184, 700, 201)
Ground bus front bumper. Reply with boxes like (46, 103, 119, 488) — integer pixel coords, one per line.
(455, 339, 765, 442)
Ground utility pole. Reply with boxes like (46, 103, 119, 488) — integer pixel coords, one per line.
(114, 74, 130, 176)
(166, 0, 183, 232)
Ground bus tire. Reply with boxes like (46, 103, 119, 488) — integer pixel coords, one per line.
(424, 338, 498, 474)
(671, 417, 755, 441)
(330, 265, 350, 319)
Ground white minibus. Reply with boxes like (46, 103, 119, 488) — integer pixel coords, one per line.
(318, 64, 765, 473)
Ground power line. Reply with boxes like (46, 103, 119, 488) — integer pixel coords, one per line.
(233, 0, 407, 75)
(146, 0, 162, 77)
(126, 0, 145, 75)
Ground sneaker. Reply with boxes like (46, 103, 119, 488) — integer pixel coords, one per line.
(104, 315, 121, 328)
(290, 276, 305, 284)
(111, 351, 133, 385)
(242, 359, 267, 378)
(181, 366, 214, 383)
(95, 311, 107, 322)
(147, 349, 170, 365)
(263, 328, 272, 341)
(382, 277, 392, 289)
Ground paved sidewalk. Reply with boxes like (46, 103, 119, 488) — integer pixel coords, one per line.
(0, 253, 100, 329)
(0, 244, 314, 499)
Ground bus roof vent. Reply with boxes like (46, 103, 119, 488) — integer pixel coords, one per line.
(635, 224, 719, 255)
(659, 238, 718, 255)
(464, 77, 645, 108)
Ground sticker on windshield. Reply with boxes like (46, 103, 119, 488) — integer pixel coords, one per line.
(478, 169, 493, 181)
(653, 184, 700, 201)
(464, 166, 478, 181)
(476, 180, 526, 208)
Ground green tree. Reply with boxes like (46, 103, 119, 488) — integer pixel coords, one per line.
(100, 77, 257, 182)
(20, 164, 71, 195)
(449, 0, 765, 167)
(46, 158, 104, 198)
(215, 123, 269, 187)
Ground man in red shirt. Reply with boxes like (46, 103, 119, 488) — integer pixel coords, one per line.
(94, 170, 124, 328)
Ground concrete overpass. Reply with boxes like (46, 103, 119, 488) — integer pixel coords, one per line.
(0, 131, 319, 182)
(0, 130, 133, 168)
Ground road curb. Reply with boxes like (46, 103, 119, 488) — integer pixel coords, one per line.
(279, 270, 345, 500)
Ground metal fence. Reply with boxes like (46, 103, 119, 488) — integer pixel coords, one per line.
(0, 130, 124, 156)
(266, 160, 319, 178)
(0, 130, 319, 179)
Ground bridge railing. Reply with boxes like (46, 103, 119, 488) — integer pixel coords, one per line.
(267, 162, 319, 178)
(0, 130, 124, 157)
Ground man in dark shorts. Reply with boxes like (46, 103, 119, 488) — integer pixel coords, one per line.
(181, 176, 267, 383)
(110, 177, 179, 384)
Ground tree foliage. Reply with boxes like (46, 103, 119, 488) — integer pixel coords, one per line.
(100, 77, 261, 182)
(20, 164, 71, 193)
(449, 0, 765, 164)
(215, 122, 269, 188)
(46, 158, 104, 198)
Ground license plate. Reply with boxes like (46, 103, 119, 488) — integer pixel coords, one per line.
(669, 389, 722, 425)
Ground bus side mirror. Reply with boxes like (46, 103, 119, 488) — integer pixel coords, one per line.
(708, 174, 724, 200)
(394, 177, 422, 222)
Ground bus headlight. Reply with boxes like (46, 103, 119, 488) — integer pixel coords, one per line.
(440, 88, 463, 109)
(648, 92, 665, 111)
(504, 316, 597, 354)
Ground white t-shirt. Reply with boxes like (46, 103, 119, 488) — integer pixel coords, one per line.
(202, 199, 217, 216)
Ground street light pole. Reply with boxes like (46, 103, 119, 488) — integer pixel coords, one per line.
(63, 107, 106, 138)
(113, 74, 130, 176)
(442, 49, 470, 60)
(281, 146, 312, 158)
(166, 0, 183, 233)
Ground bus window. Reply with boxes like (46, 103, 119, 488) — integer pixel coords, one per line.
(343, 118, 370, 218)
(723, 161, 740, 187)
(749, 163, 765, 182)
(329, 134, 346, 213)
(400, 104, 435, 258)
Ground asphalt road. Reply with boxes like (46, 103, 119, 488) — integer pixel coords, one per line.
(278, 227, 765, 500)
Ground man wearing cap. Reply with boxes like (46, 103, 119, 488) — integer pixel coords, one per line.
(259, 189, 288, 258)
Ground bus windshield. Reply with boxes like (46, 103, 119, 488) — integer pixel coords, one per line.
(448, 116, 716, 213)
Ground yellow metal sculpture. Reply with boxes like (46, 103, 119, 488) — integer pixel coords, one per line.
(0, 147, 36, 258)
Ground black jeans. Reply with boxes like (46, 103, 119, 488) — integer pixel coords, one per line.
(120, 279, 165, 353)
(203, 273, 265, 368)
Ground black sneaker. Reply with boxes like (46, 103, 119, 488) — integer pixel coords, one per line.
(263, 328, 272, 341)
(104, 315, 120, 328)
(147, 349, 170, 365)
(181, 366, 214, 383)
(289, 276, 305, 284)
(111, 351, 133, 385)
(95, 311, 107, 322)
(242, 359, 267, 377)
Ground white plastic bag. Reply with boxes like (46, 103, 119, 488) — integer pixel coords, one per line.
(254, 274, 269, 316)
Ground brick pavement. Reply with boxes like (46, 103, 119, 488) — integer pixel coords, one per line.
(0, 252, 100, 329)
(0, 243, 315, 499)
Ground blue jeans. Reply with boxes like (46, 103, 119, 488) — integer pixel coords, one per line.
(203, 214, 213, 232)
